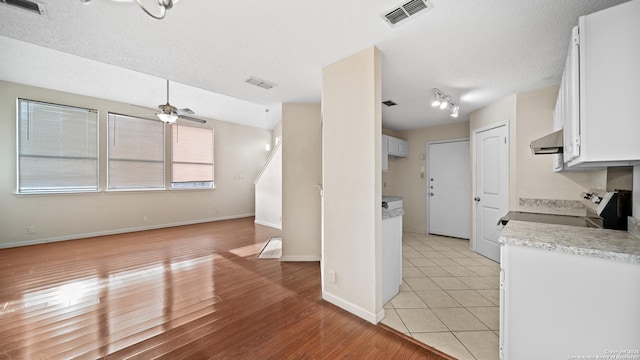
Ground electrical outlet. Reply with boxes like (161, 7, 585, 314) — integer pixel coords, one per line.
(27, 226, 36, 234)
(328, 270, 336, 283)
(143, 216, 149, 222)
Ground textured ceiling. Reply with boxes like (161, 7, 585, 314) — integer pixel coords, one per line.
(0, 0, 631, 130)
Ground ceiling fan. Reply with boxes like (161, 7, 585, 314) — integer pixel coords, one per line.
(140, 80, 206, 124)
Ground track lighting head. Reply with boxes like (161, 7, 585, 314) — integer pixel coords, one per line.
(450, 105, 460, 118)
(431, 88, 460, 119)
(440, 97, 451, 110)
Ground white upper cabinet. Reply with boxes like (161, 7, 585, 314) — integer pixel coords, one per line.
(381, 134, 407, 172)
(397, 139, 408, 157)
(559, 1, 640, 169)
(382, 134, 389, 172)
(387, 136, 408, 158)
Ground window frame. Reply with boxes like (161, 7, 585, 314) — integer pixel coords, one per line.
(16, 98, 100, 195)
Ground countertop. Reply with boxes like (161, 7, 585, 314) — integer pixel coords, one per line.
(499, 220, 640, 264)
(382, 195, 404, 219)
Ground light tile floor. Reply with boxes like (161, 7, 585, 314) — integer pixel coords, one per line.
(382, 232, 500, 360)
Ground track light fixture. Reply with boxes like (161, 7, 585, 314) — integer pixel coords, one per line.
(431, 88, 460, 118)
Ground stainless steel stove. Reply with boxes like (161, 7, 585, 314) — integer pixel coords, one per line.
(499, 189, 632, 230)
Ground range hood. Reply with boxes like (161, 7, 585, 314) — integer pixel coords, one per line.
(530, 129, 564, 154)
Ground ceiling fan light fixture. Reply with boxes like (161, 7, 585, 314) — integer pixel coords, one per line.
(157, 113, 178, 123)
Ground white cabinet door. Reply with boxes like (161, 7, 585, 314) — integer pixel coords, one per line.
(398, 139, 408, 157)
(388, 136, 400, 156)
(381, 134, 388, 172)
(563, 1, 640, 168)
(501, 244, 640, 360)
(562, 26, 580, 163)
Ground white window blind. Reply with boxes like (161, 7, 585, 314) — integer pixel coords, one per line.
(17, 99, 98, 193)
(171, 125, 214, 189)
(107, 113, 165, 190)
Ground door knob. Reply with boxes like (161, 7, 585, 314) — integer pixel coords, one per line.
(474, 197, 481, 202)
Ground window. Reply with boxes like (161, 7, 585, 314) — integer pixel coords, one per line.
(17, 99, 98, 193)
(107, 113, 165, 190)
(171, 125, 214, 189)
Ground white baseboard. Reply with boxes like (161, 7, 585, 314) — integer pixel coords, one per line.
(254, 220, 282, 229)
(280, 255, 321, 262)
(0, 213, 255, 249)
(322, 291, 384, 325)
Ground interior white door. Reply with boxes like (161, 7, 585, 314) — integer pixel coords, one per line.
(473, 124, 508, 262)
(427, 140, 470, 239)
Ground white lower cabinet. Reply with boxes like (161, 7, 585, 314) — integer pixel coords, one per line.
(500, 244, 640, 360)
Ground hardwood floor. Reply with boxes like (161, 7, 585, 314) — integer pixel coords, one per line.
(0, 218, 448, 359)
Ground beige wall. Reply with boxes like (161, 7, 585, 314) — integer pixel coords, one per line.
(383, 121, 470, 233)
(0, 80, 271, 247)
(321, 46, 382, 323)
(515, 87, 592, 204)
(281, 103, 322, 261)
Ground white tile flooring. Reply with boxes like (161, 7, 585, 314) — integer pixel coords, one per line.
(382, 232, 500, 360)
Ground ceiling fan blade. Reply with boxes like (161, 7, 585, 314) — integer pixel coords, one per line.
(176, 108, 195, 115)
(130, 104, 160, 112)
(179, 115, 207, 124)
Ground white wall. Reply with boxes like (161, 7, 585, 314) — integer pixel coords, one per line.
(254, 143, 282, 229)
(321, 46, 383, 323)
(281, 103, 322, 261)
(0, 80, 271, 247)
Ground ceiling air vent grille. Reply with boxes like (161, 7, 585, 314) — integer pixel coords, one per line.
(245, 76, 277, 90)
(1, 0, 45, 15)
(403, 0, 428, 15)
(382, 0, 432, 27)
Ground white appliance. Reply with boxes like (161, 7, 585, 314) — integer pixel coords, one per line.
(382, 196, 403, 305)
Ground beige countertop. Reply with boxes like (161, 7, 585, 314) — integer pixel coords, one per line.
(499, 220, 640, 264)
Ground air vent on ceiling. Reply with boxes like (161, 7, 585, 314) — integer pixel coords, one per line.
(1, 0, 45, 15)
(245, 76, 277, 90)
(382, 100, 397, 107)
(382, 0, 432, 27)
